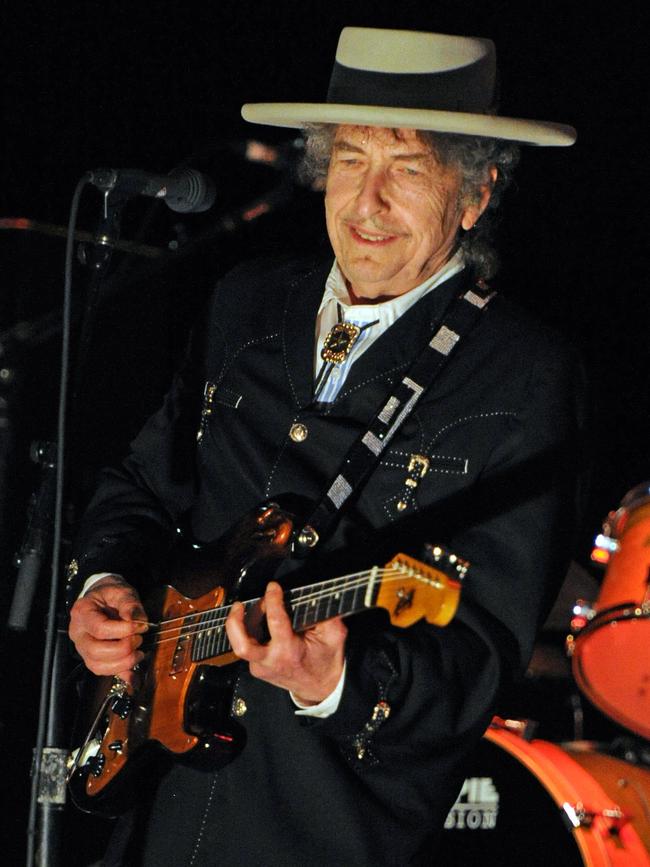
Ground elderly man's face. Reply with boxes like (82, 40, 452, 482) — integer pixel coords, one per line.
(325, 126, 483, 301)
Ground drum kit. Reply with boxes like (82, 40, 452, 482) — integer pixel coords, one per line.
(441, 482, 650, 866)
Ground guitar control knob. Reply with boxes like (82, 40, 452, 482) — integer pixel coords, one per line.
(108, 740, 124, 753)
(110, 694, 133, 720)
(86, 752, 106, 777)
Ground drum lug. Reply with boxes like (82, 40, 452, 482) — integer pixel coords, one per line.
(601, 807, 629, 834)
(562, 801, 596, 829)
(562, 801, 629, 834)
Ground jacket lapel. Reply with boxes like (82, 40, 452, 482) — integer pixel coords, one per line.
(281, 259, 332, 409)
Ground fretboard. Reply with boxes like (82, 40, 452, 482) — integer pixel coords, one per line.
(190, 567, 382, 664)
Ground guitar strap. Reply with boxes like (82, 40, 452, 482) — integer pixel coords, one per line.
(293, 280, 496, 554)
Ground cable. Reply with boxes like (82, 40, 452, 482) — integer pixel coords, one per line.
(26, 174, 89, 867)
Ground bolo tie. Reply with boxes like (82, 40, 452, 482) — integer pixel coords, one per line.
(313, 303, 379, 401)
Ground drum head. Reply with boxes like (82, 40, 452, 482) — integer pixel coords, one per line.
(573, 618, 650, 740)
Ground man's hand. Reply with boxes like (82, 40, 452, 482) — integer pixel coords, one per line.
(225, 581, 347, 705)
(68, 576, 148, 685)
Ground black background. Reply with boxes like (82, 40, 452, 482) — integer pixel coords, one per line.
(1, 2, 648, 862)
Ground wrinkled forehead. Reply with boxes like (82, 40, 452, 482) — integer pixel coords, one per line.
(332, 124, 434, 152)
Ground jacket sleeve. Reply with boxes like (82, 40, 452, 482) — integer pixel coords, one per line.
(64, 290, 227, 609)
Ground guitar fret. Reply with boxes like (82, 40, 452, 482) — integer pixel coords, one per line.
(203, 613, 213, 656)
(289, 587, 306, 630)
(186, 614, 198, 661)
(351, 582, 362, 613)
(290, 586, 311, 630)
(339, 585, 357, 616)
(193, 612, 205, 661)
(217, 615, 230, 655)
(205, 616, 217, 658)
(286, 574, 373, 632)
(189, 609, 229, 662)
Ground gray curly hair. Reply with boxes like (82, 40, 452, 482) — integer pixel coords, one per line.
(300, 124, 520, 281)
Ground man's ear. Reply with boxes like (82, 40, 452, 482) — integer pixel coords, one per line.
(460, 166, 497, 230)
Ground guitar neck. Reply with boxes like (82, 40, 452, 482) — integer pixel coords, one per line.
(190, 568, 381, 664)
(186, 552, 463, 666)
(287, 567, 381, 631)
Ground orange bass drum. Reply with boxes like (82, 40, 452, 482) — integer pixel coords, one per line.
(439, 721, 650, 866)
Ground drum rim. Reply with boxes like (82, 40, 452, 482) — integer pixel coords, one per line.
(571, 653, 650, 741)
(483, 724, 650, 865)
(576, 602, 650, 633)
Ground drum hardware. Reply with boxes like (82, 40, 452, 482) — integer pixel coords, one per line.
(490, 715, 538, 741)
(501, 643, 593, 742)
(561, 801, 627, 833)
(568, 693, 586, 744)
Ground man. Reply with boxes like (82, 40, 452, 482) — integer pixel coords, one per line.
(68, 27, 581, 865)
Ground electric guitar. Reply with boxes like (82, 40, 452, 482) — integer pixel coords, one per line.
(67, 502, 467, 815)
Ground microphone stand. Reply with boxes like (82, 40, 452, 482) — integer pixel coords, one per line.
(24, 185, 125, 867)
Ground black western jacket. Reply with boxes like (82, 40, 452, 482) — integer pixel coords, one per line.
(69, 257, 584, 865)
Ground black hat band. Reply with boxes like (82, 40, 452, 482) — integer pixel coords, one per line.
(327, 54, 496, 114)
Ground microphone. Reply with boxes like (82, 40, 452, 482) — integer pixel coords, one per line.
(87, 167, 216, 213)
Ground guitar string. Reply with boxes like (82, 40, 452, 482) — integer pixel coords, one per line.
(140, 566, 389, 631)
(146, 566, 399, 637)
(147, 567, 436, 649)
(146, 571, 390, 648)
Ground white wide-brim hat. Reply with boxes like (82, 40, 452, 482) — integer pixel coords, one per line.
(242, 27, 576, 147)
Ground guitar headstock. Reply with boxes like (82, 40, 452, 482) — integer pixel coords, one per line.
(377, 548, 467, 628)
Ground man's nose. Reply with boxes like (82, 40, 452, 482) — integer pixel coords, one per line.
(354, 168, 388, 218)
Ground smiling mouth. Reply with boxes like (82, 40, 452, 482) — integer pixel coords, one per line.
(349, 225, 399, 245)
